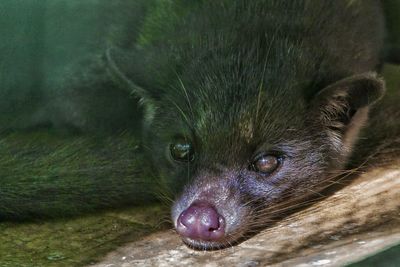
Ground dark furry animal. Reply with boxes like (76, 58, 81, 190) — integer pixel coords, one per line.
(1, 0, 399, 250)
(112, 0, 388, 250)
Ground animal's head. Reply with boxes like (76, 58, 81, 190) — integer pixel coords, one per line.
(107, 47, 384, 249)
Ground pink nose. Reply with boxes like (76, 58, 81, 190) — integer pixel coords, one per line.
(176, 202, 225, 241)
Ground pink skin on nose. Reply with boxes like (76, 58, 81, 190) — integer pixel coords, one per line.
(176, 202, 225, 241)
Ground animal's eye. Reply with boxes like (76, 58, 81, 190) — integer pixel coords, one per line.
(251, 154, 281, 174)
(170, 138, 195, 162)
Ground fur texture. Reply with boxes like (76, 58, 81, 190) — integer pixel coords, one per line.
(0, 0, 399, 251)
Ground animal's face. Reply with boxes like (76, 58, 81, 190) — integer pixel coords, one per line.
(107, 46, 384, 250)
(146, 97, 325, 249)
(141, 71, 384, 249)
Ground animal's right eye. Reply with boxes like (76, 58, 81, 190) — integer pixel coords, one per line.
(170, 138, 195, 162)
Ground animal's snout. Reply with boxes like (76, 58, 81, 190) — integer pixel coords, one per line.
(176, 201, 225, 241)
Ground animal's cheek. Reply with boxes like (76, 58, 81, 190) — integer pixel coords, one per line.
(237, 169, 294, 203)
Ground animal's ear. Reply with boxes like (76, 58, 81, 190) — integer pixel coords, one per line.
(105, 47, 151, 100)
(310, 73, 385, 154)
(105, 46, 158, 125)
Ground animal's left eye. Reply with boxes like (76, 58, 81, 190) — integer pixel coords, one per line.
(250, 154, 281, 174)
(170, 138, 195, 162)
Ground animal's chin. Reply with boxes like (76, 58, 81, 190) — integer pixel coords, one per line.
(179, 232, 245, 251)
(181, 238, 231, 250)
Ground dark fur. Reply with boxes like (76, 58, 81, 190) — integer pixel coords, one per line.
(114, 0, 387, 249)
(0, 0, 399, 250)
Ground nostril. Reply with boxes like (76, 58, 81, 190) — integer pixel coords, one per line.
(176, 202, 225, 241)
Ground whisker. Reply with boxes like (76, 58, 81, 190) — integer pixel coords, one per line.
(176, 73, 195, 120)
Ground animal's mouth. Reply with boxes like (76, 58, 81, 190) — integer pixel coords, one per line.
(179, 232, 244, 251)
